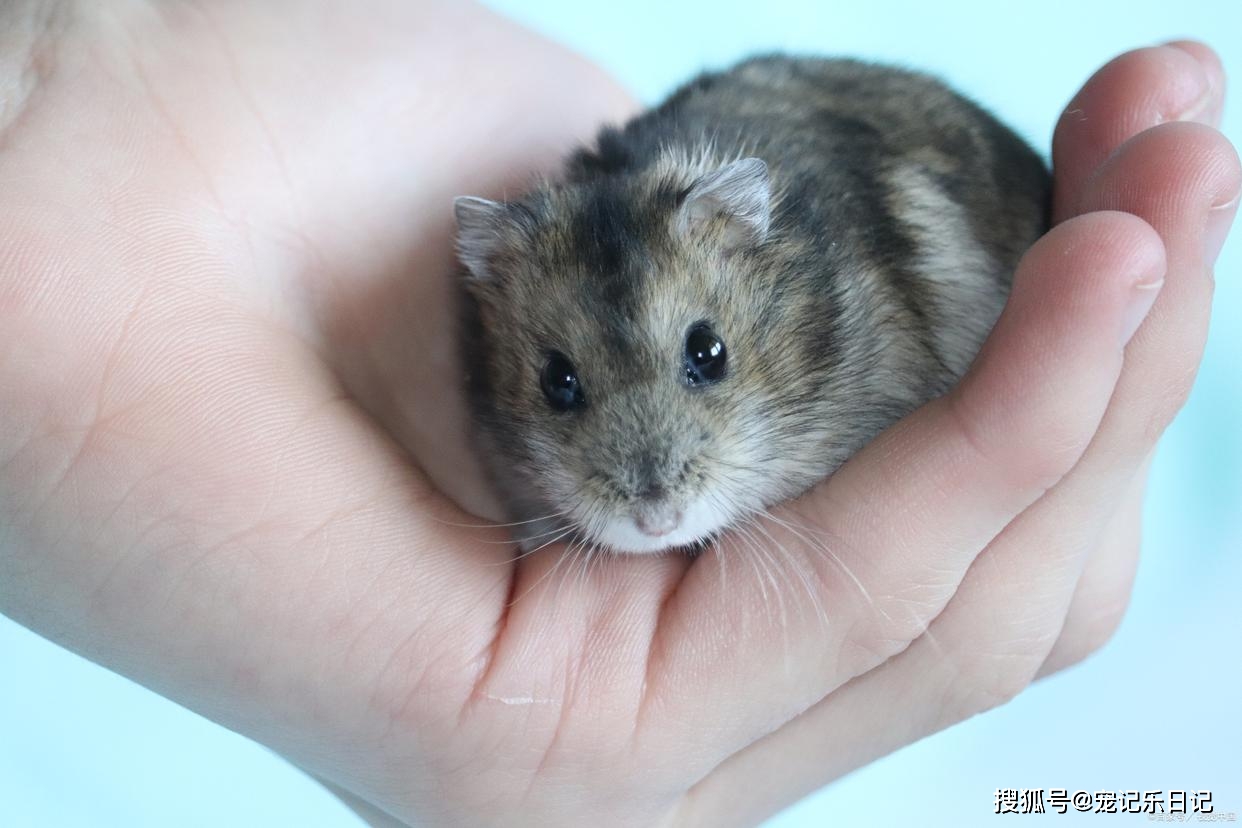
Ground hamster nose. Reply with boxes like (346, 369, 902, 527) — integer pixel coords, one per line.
(634, 504, 683, 538)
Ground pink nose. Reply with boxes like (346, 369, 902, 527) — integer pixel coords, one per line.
(635, 506, 683, 538)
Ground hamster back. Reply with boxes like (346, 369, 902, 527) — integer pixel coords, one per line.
(453, 56, 1050, 554)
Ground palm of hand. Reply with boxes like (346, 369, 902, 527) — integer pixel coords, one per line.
(0, 3, 1236, 826)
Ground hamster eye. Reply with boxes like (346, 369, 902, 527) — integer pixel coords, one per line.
(540, 351, 586, 411)
(684, 323, 727, 386)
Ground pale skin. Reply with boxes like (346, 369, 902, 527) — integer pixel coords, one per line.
(0, 1, 1237, 825)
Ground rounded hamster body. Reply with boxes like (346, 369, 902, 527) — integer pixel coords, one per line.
(454, 56, 1050, 554)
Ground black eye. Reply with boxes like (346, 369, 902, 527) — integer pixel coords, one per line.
(540, 351, 585, 411)
(684, 323, 727, 386)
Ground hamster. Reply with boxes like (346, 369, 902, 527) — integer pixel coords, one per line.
(453, 56, 1050, 555)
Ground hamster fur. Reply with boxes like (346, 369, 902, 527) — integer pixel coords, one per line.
(453, 56, 1050, 554)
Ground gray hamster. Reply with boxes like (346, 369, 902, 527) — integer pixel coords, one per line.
(453, 56, 1050, 554)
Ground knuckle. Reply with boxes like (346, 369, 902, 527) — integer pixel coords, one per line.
(1059, 602, 1130, 670)
(1138, 375, 1196, 446)
(944, 393, 1081, 495)
(935, 586, 1079, 722)
(940, 638, 1053, 722)
(780, 503, 960, 671)
(1025, 419, 1092, 489)
(1046, 570, 1137, 674)
(1124, 314, 1209, 452)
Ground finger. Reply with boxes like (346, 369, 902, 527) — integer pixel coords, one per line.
(1037, 459, 1146, 677)
(678, 464, 1141, 828)
(1052, 42, 1224, 223)
(678, 121, 1240, 826)
(1164, 40, 1226, 128)
(639, 210, 1166, 766)
(1037, 120, 1240, 670)
(1040, 38, 1227, 680)
(1086, 122, 1240, 422)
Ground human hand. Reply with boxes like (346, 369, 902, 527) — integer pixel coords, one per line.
(0, 2, 1236, 825)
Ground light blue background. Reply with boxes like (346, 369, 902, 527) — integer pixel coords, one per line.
(3, 1, 1239, 825)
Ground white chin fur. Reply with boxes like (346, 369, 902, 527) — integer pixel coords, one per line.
(591, 497, 732, 554)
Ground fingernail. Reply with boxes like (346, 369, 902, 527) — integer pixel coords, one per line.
(1163, 41, 1219, 126)
(1174, 88, 1212, 123)
(1120, 277, 1164, 345)
(1205, 193, 1239, 265)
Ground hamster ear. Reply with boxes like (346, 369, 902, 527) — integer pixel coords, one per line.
(675, 157, 771, 249)
(453, 195, 509, 280)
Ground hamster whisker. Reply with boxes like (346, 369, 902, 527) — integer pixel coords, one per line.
(750, 519, 807, 637)
(515, 521, 579, 544)
(488, 525, 577, 567)
(572, 539, 602, 598)
(731, 492, 876, 625)
(552, 496, 605, 602)
(731, 521, 780, 624)
(510, 535, 581, 609)
(699, 475, 829, 637)
(761, 510, 897, 630)
(473, 531, 565, 547)
(714, 527, 768, 631)
(433, 510, 572, 531)
(551, 540, 575, 606)
(577, 500, 610, 550)
(751, 523, 793, 640)
(711, 538, 729, 595)
(554, 533, 598, 605)
(747, 517, 831, 633)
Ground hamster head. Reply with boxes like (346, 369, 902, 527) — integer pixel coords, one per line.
(455, 157, 830, 554)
